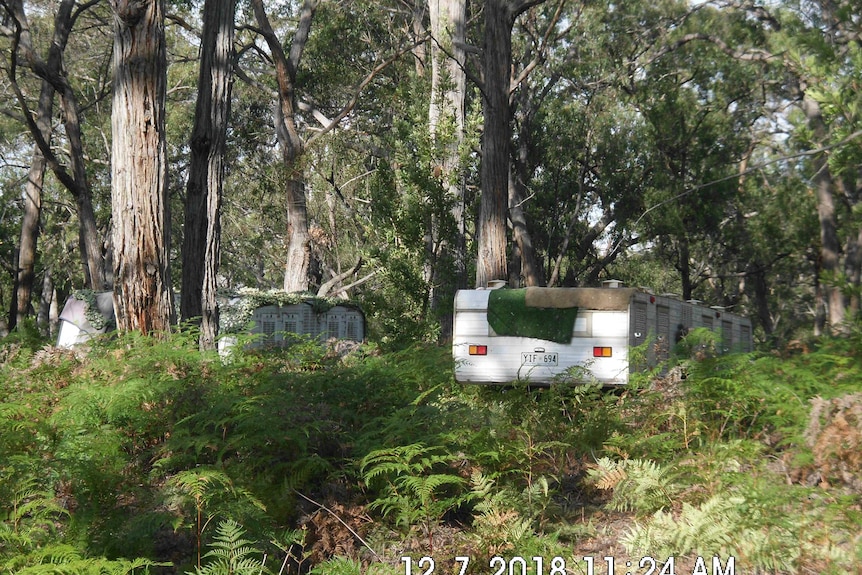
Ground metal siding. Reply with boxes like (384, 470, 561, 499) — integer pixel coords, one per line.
(681, 304, 692, 327)
(656, 304, 670, 362)
(453, 290, 631, 385)
(740, 323, 751, 352)
(722, 320, 733, 349)
(452, 289, 753, 386)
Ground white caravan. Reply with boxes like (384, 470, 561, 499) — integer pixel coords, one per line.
(452, 282, 753, 386)
(56, 291, 365, 350)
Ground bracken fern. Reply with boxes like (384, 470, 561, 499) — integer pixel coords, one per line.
(188, 519, 266, 575)
(587, 457, 679, 515)
(361, 443, 468, 551)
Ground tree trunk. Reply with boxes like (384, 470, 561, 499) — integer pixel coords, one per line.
(678, 236, 693, 300)
(251, 0, 318, 294)
(845, 227, 862, 319)
(109, 0, 174, 334)
(750, 261, 774, 337)
(6, 0, 106, 326)
(3, 0, 53, 331)
(411, 0, 427, 77)
(282, 175, 312, 293)
(428, 0, 467, 337)
(12, 80, 51, 330)
(803, 94, 845, 333)
(475, 0, 545, 288)
(510, 92, 543, 286)
(62, 86, 107, 291)
(37, 266, 53, 336)
(181, 0, 236, 349)
(508, 169, 543, 286)
(476, 0, 515, 288)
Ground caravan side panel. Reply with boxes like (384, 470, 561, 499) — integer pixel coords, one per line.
(453, 290, 630, 385)
(453, 288, 754, 386)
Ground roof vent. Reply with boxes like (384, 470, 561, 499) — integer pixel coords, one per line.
(602, 279, 624, 289)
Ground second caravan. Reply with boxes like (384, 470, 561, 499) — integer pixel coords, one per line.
(452, 281, 753, 386)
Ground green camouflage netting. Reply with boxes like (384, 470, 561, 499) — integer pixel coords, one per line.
(487, 288, 578, 343)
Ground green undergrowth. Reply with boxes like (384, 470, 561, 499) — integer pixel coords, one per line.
(1, 328, 860, 574)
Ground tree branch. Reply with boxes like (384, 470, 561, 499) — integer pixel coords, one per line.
(317, 257, 363, 297)
(509, 0, 564, 93)
(649, 31, 780, 68)
(306, 37, 427, 146)
(288, 0, 319, 74)
(329, 270, 378, 298)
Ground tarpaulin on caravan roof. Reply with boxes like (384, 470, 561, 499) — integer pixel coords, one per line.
(523, 286, 637, 310)
(487, 288, 578, 343)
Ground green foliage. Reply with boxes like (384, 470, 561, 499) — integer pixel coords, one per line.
(587, 457, 678, 515)
(2, 324, 862, 572)
(361, 443, 468, 547)
(622, 494, 754, 561)
(467, 472, 537, 555)
(309, 557, 361, 575)
(189, 520, 265, 575)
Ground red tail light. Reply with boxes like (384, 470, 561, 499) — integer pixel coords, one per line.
(469, 345, 488, 356)
(593, 346, 612, 357)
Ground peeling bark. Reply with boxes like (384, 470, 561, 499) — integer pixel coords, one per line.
(110, 0, 174, 333)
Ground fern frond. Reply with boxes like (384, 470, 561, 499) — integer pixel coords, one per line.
(191, 519, 268, 575)
(588, 457, 678, 514)
(588, 457, 628, 490)
(309, 556, 362, 575)
(623, 494, 748, 560)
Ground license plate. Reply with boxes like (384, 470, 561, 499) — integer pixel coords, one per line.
(521, 352, 558, 366)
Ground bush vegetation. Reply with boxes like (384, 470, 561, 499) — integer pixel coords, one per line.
(1, 327, 861, 574)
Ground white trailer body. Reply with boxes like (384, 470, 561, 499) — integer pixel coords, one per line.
(56, 291, 116, 348)
(453, 285, 753, 385)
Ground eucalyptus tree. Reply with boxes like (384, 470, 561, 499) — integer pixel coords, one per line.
(244, 0, 422, 295)
(1, 0, 110, 330)
(109, 0, 174, 333)
(180, 0, 237, 349)
(687, 1, 862, 335)
(248, 0, 317, 294)
(505, 0, 640, 288)
(426, 0, 467, 333)
(506, 0, 568, 288)
(0, 0, 55, 330)
(775, 2, 862, 334)
(475, 0, 548, 288)
(528, 88, 651, 287)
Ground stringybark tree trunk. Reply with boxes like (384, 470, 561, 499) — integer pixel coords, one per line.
(181, 0, 236, 349)
(476, 0, 545, 288)
(476, 0, 515, 288)
(109, 0, 174, 333)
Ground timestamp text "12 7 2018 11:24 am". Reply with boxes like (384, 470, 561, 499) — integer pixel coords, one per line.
(401, 555, 736, 575)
